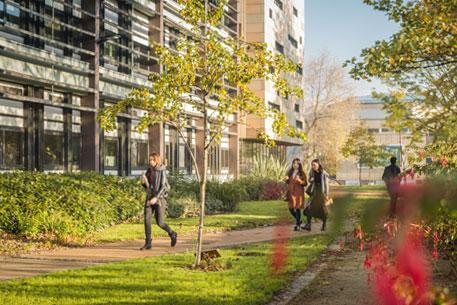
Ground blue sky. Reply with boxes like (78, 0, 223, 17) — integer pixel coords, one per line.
(304, 0, 400, 96)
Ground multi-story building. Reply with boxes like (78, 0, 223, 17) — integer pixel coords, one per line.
(240, 0, 306, 173)
(0, 0, 240, 178)
(336, 96, 428, 185)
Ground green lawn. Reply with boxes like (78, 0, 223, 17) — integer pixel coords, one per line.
(96, 188, 386, 244)
(95, 200, 290, 243)
(0, 235, 331, 305)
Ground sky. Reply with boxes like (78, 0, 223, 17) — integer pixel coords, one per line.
(304, 0, 400, 96)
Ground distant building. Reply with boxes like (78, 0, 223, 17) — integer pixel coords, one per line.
(336, 96, 428, 185)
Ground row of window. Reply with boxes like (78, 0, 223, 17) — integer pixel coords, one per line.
(368, 128, 411, 134)
(274, 0, 299, 17)
(269, 101, 301, 113)
(274, 41, 303, 75)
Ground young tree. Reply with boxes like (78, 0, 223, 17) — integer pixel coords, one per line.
(98, 0, 305, 266)
(341, 126, 388, 186)
(303, 51, 358, 173)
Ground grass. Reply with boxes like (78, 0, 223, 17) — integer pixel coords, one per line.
(0, 234, 331, 305)
(95, 200, 290, 243)
(96, 187, 387, 243)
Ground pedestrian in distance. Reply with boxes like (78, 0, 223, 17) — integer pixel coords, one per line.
(382, 156, 401, 218)
(284, 158, 307, 231)
(140, 152, 177, 250)
(303, 159, 330, 231)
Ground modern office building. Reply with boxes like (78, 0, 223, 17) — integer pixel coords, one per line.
(240, 0, 306, 173)
(336, 96, 429, 185)
(0, 0, 241, 177)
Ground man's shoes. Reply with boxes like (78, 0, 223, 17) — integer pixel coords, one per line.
(140, 239, 152, 250)
(321, 222, 327, 231)
(294, 225, 300, 231)
(302, 223, 311, 231)
(170, 232, 177, 247)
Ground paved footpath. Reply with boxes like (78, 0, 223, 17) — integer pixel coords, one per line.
(0, 225, 325, 281)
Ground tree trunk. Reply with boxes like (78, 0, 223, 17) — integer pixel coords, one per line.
(194, 148, 208, 266)
(359, 160, 362, 187)
(195, 0, 208, 267)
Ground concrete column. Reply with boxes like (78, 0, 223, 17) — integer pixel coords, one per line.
(229, 120, 239, 178)
(80, 0, 101, 172)
(195, 118, 205, 177)
(149, 123, 164, 158)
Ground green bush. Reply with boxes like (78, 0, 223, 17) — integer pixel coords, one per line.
(0, 172, 143, 242)
(206, 180, 246, 212)
(167, 195, 199, 218)
(205, 195, 225, 215)
(169, 173, 247, 213)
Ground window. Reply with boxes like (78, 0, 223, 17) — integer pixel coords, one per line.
(294, 104, 300, 112)
(221, 149, 229, 170)
(131, 141, 148, 169)
(0, 99, 24, 169)
(276, 90, 288, 99)
(0, 81, 23, 96)
(5, 3, 20, 25)
(240, 141, 287, 175)
(288, 35, 298, 48)
(131, 120, 149, 170)
(274, 0, 283, 10)
(296, 120, 303, 130)
(6, 3, 19, 17)
(293, 7, 298, 16)
(275, 41, 284, 54)
(165, 125, 178, 172)
(44, 91, 65, 103)
(208, 144, 221, 175)
(104, 138, 118, 168)
(73, 0, 82, 18)
(104, 42, 118, 59)
(45, 0, 64, 11)
(269, 8, 272, 18)
(368, 128, 379, 133)
(269, 102, 280, 111)
(44, 106, 64, 171)
(381, 128, 390, 133)
(0, 130, 24, 169)
(297, 65, 303, 75)
(72, 110, 81, 171)
(300, 36, 303, 44)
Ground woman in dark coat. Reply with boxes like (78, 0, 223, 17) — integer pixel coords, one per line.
(140, 152, 177, 250)
(303, 159, 330, 231)
(284, 158, 307, 231)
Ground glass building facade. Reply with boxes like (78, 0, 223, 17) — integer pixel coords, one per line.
(0, 0, 241, 177)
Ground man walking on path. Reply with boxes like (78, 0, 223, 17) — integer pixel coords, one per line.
(382, 157, 401, 217)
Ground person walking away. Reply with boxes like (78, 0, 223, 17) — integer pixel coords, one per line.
(284, 158, 307, 231)
(140, 152, 177, 250)
(303, 159, 330, 231)
(382, 156, 401, 218)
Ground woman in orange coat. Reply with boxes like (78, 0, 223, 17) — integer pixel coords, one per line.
(284, 158, 307, 231)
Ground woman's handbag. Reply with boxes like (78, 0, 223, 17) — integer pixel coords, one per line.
(305, 184, 313, 197)
(324, 197, 333, 207)
(284, 190, 290, 202)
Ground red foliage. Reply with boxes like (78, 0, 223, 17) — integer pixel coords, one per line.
(260, 181, 287, 200)
(364, 225, 432, 305)
(270, 224, 290, 274)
